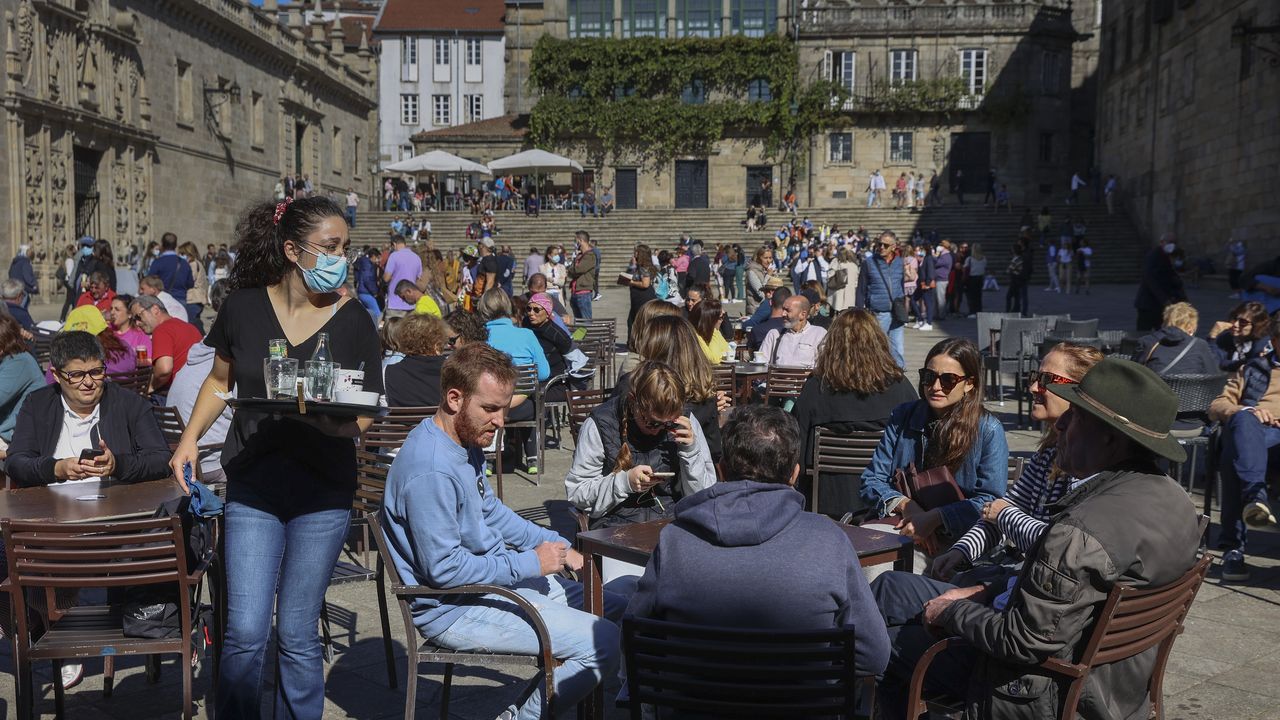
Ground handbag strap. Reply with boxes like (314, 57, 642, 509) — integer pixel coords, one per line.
(1158, 340, 1197, 376)
(872, 258, 899, 302)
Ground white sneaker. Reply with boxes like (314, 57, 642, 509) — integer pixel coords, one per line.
(61, 662, 83, 689)
(918, 323, 933, 331)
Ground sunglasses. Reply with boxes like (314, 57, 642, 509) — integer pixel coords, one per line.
(918, 369, 971, 393)
(639, 417, 680, 432)
(447, 335, 460, 348)
(58, 367, 107, 384)
(1027, 370, 1076, 389)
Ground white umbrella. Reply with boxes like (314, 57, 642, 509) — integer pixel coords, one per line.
(383, 149, 491, 175)
(487, 148, 583, 174)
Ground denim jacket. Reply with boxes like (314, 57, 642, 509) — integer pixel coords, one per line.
(858, 400, 1009, 535)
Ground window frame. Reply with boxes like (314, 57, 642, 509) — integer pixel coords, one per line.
(466, 94, 483, 123)
(676, 0, 718, 38)
(433, 94, 451, 126)
(829, 132, 853, 164)
(747, 78, 771, 102)
(889, 49, 917, 85)
(435, 38, 451, 67)
(623, 0, 665, 38)
(730, 0, 774, 38)
(401, 37, 418, 82)
(466, 38, 482, 66)
(959, 48, 987, 96)
(400, 94, 419, 126)
(570, 0, 614, 38)
(889, 132, 913, 164)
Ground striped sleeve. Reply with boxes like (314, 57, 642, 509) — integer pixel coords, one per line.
(952, 519, 1001, 563)
(949, 448, 1057, 563)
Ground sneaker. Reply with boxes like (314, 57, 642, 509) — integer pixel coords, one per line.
(521, 457, 540, 474)
(918, 323, 933, 331)
(1243, 500, 1277, 527)
(1220, 550, 1250, 582)
(61, 662, 84, 690)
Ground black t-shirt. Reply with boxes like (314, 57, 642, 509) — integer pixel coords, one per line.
(687, 256, 712, 287)
(629, 266, 657, 308)
(478, 254, 500, 281)
(385, 354, 444, 408)
(205, 287, 383, 513)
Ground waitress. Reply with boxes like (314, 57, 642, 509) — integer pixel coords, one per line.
(171, 196, 382, 718)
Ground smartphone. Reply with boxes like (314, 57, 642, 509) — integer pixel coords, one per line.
(79, 448, 104, 461)
(651, 471, 675, 479)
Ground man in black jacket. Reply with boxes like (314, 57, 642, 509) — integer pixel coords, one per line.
(5, 331, 171, 486)
(1133, 234, 1187, 331)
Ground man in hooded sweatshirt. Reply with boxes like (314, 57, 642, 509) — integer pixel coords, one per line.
(624, 405, 890, 678)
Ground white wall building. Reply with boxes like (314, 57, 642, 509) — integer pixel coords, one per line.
(374, 0, 507, 165)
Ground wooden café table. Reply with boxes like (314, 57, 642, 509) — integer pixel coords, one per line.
(576, 517, 914, 719)
(0, 478, 185, 523)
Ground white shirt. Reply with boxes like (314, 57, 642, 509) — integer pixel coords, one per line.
(53, 396, 102, 483)
(1071, 173, 1087, 190)
(760, 323, 827, 369)
(156, 291, 188, 319)
(346, 191, 359, 208)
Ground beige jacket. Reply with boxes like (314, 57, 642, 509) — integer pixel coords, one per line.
(1208, 366, 1280, 423)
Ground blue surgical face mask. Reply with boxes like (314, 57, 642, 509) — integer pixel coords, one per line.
(298, 244, 348, 293)
(81, 246, 93, 257)
(552, 254, 562, 263)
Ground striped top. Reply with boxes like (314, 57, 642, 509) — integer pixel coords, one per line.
(953, 447, 1069, 562)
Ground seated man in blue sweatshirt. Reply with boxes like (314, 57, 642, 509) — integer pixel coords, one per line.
(380, 343, 629, 720)
(625, 405, 891, 679)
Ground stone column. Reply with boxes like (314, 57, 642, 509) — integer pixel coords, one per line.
(721, 0, 732, 37)
(667, 0, 677, 37)
(613, 0, 624, 38)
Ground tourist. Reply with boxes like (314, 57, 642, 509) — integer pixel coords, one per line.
(827, 245, 859, 312)
(1069, 169, 1087, 204)
(717, 245, 739, 301)
(58, 244, 79, 322)
(689, 296, 730, 363)
(623, 244, 658, 328)
(479, 289, 549, 473)
(213, 249, 233, 283)
(1005, 236, 1032, 316)
(382, 234, 423, 320)
(1044, 235, 1061, 292)
(541, 245, 567, 309)
(931, 342, 1104, 582)
(344, 186, 358, 227)
(524, 292, 581, 402)
(147, 232, 195, 312)
(857, 230, 907, 368)
(61, 305, 137, 378)
(912, 243, 936, 330)
(129, 294, 201, 398)
(618, 299, 681, 375)
(859, 338, 1009, 558)
(178, 241, 209, 331)
(901, 242, 919, 319)
(7, 244, 36, 309)
(580, 185, 598, 218)
(85, 238, 117, 292)
(566, 231, 597, 320)
(1, 279, 34, 332)
(353, 246, 381, 323)
(76, 271, 117, 314)
(1134, 302, 1218, 376)
(393, 279, 442, 318)
(685, 242, 712, 297)
(566, 360, 717, 528)
(379, 343, 630, 720)
(1225, 237, 1247, 299)
(384, 313, 449, 408)
(1075, 237, 1093, 294)
(982, 169, 998, 206)
(523, 246, 544, 285)
(169, 196, 383, 718)
(791, 244, 828, 290)
(963, 243, 988, 316)
(748, 285, 791, 351)
(1056, 235, 1074, 295)
(933, 240, 953, 320)
(521, 273, 571, 328)
(168, 280, 232, 483)
(0, 314, 45, 451)
(138, 275, 190, 319)
(744, 246, 775, 315)
(791, 310, 918, 517)
(108, 294, 152, 363)
(1104, 174, 1118, 214)
(799, 281, 834, 330)
(1209, 301, 1271, 371)
(625, 405, 891, 677)
(759, 295, 827, 369)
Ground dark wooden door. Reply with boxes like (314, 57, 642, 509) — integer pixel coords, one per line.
(949, 132, 990, 195)
(674, 160, 708, 209)
(745, 165, 772, 207)
(615, 168, 637, 209)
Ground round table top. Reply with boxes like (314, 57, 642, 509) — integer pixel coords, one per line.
(0, 478, 185, 523)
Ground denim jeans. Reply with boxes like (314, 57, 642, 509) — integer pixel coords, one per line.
(357, 292, 381, 324)
(218, 483, 351, 719)
(876, 311, 906, 369)
(345, 207, 356, 228)
(1218, 410, 1280, 553)
(431, 574, 632, 720)
(571, 292, 593, 321)
(934, 280, 949, 319)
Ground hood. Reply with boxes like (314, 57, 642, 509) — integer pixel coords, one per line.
(673, 481, 803, 547)
(1154, 326, 1192, 346)
(184, 341, 217, 369)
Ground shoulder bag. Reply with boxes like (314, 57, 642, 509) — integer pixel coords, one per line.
(873, 259, 910, 325)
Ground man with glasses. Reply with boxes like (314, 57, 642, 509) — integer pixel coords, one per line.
(393, 279, 443, 318)
(129, 294, 202, 400)
(5, 331, 170, 487)
(857, 230, 907, 368)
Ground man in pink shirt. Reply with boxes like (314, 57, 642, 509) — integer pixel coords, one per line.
(382, 235, 423, 319)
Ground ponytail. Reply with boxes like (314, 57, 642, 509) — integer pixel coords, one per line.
(229, 196, 344, 291)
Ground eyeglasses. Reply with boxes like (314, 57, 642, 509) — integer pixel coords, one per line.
(527, 306, 545, 314)
(918, 369, 971, 393)
(130, 314, 144, 324)
(1026, 370, 1076, 389)
(57, 367, 107, 384)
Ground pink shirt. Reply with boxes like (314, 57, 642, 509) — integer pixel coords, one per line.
(673, 254, 690, 273)
(384, 247, 423, 311)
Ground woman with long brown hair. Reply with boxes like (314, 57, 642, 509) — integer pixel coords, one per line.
(859, 337, 1008, 556)
(565, 361, 716, 528)
(620, 299, 682, 374)
(0, 314, 44, 450)
(624, 243, 658, 327)
(792, 309, 918, 517)
(688, 296, 730, 363)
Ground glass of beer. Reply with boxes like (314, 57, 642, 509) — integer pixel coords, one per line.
(135, 346, 149, 365)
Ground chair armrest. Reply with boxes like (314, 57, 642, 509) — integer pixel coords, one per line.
(905, 636, 970, 719)
(391, 582, 557, 671)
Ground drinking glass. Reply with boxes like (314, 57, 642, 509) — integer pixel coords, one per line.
(305, 360, 336, 402)
(264, 357, 299, 399)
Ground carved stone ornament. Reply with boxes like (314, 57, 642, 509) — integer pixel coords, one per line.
(24, 137, 45, 245)
(133, 154, 150, 242)
(48, 31, 62, 101)
(113, 160, 129, 236)
(932, 135, 946, 169)
(113, 55, 126, 120)
(49, 142, 68, 237)
(15, 0, 34, 82)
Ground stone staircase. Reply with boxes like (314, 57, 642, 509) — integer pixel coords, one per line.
(350, 203, 1143, 286)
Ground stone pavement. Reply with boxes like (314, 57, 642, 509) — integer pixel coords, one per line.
(1, 280, 1276, 719)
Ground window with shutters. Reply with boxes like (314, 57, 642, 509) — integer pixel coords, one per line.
(889, 49, 917, 85)
(400, 94, 418, 125)
(959, 49, 987, 95)
(402, 37, 418, 82)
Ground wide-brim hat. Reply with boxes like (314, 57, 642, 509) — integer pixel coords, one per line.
(764, 276, 786, 290)
(1048, 358, 1186, 463)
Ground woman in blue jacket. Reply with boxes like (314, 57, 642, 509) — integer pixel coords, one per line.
(478, 288, 549, 472)
(859, 337, 1008, 561)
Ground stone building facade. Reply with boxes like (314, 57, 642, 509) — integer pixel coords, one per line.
(1096, 0, 1280, 256)
(0, 0, 377, 290)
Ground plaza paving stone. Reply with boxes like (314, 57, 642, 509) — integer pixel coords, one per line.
(2, 279, 1276, 718)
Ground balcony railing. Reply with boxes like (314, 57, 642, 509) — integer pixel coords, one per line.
(830, 82, 984, 113)
(797, 1, 1072, 34)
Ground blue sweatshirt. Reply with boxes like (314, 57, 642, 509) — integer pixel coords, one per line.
(147, 251, 194, 302)
(625, 480, 890, 678)
(380, 418, 565, 639)
(485, 318, 550, 381)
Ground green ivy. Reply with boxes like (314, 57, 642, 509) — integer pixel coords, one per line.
(528, 35, 844, 169)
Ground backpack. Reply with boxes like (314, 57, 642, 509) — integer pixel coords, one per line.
(55, 262, 69, 290)
(654, 270, 672, 300)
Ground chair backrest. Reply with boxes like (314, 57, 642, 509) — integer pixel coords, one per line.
(997, 318, 1049, 360)
(1053, 318, 1099, 338)
(577, 340, 609, 390)
(109, 366, 153, 395)
(976, 312, 1019, 353)
(1074, 554, 1212, 669)
(712, 364, 735, 399)
(810, 428, 884, 516)
(1161, 374, 1230, 415)
(31, 328, 56, 369)
(353, 449, 390, 518)
(152, 406, 187, 447)
(764, 366, 811, 403)
(362, 406, 436, 449)
(1045, 334, 1102, 350)
(513, 363, 540, 397)
(623, 616, 861, 719)
(566, 388, 609, 442)
(1008, 456, 1025, 484)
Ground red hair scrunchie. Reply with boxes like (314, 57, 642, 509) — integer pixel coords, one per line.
(273, 197, 293, 225)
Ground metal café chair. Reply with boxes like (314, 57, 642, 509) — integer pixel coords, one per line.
(494, 364, 545, 494)
(763, 365, 811, 407)
(984, 317, 1048, 403)
(809, 428, 884, 517)
(565, 387, 609, 444)
(1053, 318, 1100, 338)
(1161, 373, 1229, 494)
(360, 406, 437, 452)
(109, 365, 153, 396)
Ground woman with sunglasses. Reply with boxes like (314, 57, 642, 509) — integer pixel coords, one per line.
(931, 342, 1104, 582)
(524, 292, 583, 403)
(169, 196, 383, 719)
(1208, 301, 1272, 372)
(566, 361, 716, 530)
(859, 337, 1008, 563)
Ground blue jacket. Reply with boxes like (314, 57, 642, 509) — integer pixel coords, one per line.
(147, 252, 194, 303)
(859, 400, 1009, 535)
(8, 255, 36, 294)
(379, 419, 564, 639)
(0, 353, 43, 441)
(742, 296, 774, 331)
(626, 480, 890, 678)
(485, 318, 550, 381)
(353, 256, 379, 297)
(856, 255, 905, 313)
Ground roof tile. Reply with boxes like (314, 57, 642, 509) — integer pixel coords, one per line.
(375, 0, 506, 33)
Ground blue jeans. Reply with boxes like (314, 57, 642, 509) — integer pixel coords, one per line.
(571, 292, 593, 321)
(357, 292, 381, 324)
(218, 484, 351, 719)
(431, 575, 630, 720)
(876, 311, 906, 369)
(345, 207, 356, 228)
(1218, 410, 1280, 553)
(581, 203, 598, 218)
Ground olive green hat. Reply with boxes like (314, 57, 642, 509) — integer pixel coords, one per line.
(1048, 357, 1187, 463)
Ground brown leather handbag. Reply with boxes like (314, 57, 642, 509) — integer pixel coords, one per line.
(893, 462, 964, 511)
